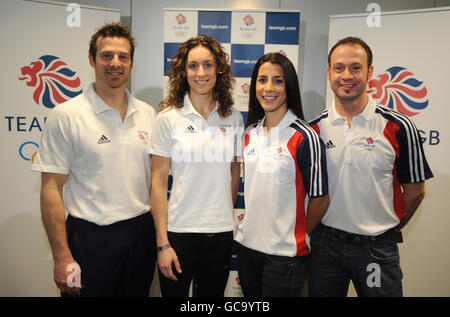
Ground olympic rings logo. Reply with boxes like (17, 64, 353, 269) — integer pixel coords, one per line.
(174, 30, 187, 38)
(241, 32, 255, 39)
(19, 141, 39, 163)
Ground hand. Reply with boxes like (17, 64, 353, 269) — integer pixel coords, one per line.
(54, 258, 82, 296)
(157, 247, 182, 281)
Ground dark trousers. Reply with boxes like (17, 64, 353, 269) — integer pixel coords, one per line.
(158, 231, 233, 297)
(307, 224, 403, 297)
(65, 212, 156, 297)
(236, 243, 307, 297)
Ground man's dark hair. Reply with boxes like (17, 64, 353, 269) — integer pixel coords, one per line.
(328, 37, 373, 67)
(89, 22, 136, 62)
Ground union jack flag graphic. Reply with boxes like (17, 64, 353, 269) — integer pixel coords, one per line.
(278, 50, 288, 57)
(176, 13, 187, 25)
(367, 66, 428, 117)
(241, 83, 250, 95)
(18, 55, 82, 109)
(243, 15, 255, 26)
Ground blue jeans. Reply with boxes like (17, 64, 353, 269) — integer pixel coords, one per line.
(307, 224, 403, 297)
(158, 231, 233, 297)
(237, 243, 306, 297)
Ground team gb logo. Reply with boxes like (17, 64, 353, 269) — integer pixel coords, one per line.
(19, 55, 82, 109)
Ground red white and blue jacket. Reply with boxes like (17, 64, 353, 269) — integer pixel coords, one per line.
(235, 109, 328, 256)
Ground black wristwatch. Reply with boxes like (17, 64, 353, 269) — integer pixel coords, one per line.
(157, 243, 171, 251)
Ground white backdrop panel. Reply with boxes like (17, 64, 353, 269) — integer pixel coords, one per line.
(328, 7, 450, 296)
(0, 0, 119, 296)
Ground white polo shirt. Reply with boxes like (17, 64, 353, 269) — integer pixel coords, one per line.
(32, 83, 156, 225)
(150, 94, 244, 233)
(309, 96, 433, 235)
(234, 110, 328, 257)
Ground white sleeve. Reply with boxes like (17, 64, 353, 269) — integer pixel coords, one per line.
(149, 111, 172, 158)
(234, 110, 245, 157)
(148, 107, 157, 154)
(31, 106, 72, 174)
(138, 100, 157, 155)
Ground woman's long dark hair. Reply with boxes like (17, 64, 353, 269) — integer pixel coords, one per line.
(159, 35, 234, 117)
(246, 52, 304, 128)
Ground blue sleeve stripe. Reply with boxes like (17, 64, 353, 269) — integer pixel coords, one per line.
(376, 105, 426, 182)
(291, 119, 325, 196)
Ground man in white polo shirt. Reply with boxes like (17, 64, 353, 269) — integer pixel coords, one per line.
(32, 22, 156, 297)
(308, 37, 433, 297)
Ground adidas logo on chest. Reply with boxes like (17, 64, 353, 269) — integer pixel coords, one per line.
(324, 140, 336, 149)
(184, 125, 197, 133)
(97, 135, 111, 144)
